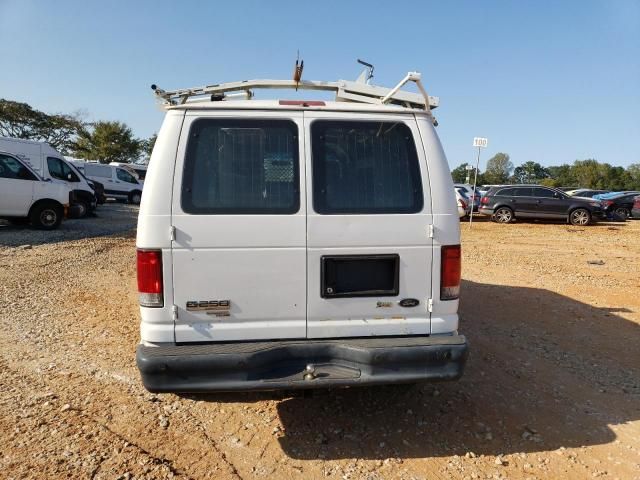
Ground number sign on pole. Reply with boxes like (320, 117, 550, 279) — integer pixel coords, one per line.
(469, 137, 488, 228)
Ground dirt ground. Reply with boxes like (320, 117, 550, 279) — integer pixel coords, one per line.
(1, 210, 639, 480)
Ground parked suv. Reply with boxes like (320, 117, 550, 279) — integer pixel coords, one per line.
(479, 185, 604, 225)
(135, 71, 468, 392)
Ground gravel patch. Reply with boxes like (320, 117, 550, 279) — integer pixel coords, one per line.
(0, 202, 138, 248)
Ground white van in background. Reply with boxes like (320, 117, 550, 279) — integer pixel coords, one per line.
(72, 161, 143, 204)
(109, 162, 147, 181)
(0, 151, 74, 229)
(0, 137, 96, 218)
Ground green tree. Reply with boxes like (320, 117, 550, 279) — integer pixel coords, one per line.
(512, 161, 550, 184)
(451, 163, 471, 183)
(484, 153, 513, 184)
(571, 159, 602, 189)
(141, 133, 157, 159)
(0, 98, 85, 154)
(72, 121, 142, 163)
(626, 163, 640, 190)
(547, 164, 576, 187)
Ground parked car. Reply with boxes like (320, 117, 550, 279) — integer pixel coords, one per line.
(478, 184, 508, 197)
(0, 136, 96, 217)
(600, 192, 640, 219)
(593, 190, 639, 200)
(70, 161, 143, 204)
(565, 189, 609, 198)
(0, 152, 75, 229)
(136, 71, 468, 392)
(479, 185, 605, 225)
(631, 196, 640, 219)
(454, 183, 480, 211)
(455, 188, 470, 218)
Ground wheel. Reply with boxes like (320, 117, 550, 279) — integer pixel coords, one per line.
(29, 202, 63, 230)
(614, 207, 630, 219)
(74, 201, 89, 219)
(129, 190, 142, 205)
(569, 208, 591, 226)
(493, 207, 514, 224)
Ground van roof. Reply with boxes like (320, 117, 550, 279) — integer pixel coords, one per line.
(168, 99, 433, 115)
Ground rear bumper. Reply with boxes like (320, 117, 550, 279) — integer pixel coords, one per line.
(136, 335, 468, 392)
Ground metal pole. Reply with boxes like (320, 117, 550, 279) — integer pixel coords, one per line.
(469, 146, 481, 228)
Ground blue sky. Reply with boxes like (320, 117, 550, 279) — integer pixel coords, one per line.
(1, 0, 638, 169)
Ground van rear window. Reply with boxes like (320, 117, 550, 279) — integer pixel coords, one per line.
(311, 120, 423, 214)
(182, 119, 300, 214)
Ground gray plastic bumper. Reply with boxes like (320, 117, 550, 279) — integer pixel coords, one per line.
(136, 335, 468, 393)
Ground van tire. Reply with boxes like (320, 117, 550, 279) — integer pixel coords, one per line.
(29, 202, 63, 230)
(129, 190, 142, 205)
(75, 201, 89, 219)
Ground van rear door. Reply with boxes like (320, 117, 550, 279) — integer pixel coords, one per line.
(304, 112, 432, 338)
(171, 111, 307, 342)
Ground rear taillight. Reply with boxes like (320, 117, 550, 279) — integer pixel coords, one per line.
(481, 196, 490, 205)
(603, 200, 614, 207)
(634, 197, 640, 208)
(441, 245, 461, 301)
(460, 199, 467, 209)
(137, 249, 163, 307)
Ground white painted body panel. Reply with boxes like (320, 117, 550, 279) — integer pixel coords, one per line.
(170, 110, 307, 343)
(303, 111, 432, 338)
(137, 104, 461, 345)
(137, 111, 183, 343)
(416, 117, 460, 334)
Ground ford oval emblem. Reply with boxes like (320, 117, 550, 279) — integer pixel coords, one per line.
(399, 298, 420, 307)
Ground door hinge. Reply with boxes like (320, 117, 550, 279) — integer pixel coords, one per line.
(171, 305, 178, 321)
(169, 225, 176, 241)
(427, 298, 434, 313)
(428, 224, 434, 238)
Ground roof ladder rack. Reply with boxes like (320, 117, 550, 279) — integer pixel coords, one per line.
(151, 71, 439, 122)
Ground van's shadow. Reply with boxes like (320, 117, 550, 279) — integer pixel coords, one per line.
(187, 279, 639, 460)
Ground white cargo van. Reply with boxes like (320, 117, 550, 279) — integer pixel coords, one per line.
(77, 162, 143, 204)
(109, 162, 147, 181)
(136, 70, 467, 392)
(0, 152, 74, 229)
(0, 137, 96, 217)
